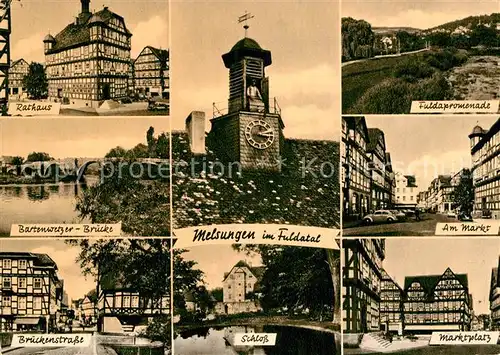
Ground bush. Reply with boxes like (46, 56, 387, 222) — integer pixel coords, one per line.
(350, 78, 413, 114)
(141, 316, 171, 346)
(393, 58, 435, 82)
(413, 73, 453, 100)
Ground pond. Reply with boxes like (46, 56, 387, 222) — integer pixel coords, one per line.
(174, 325, 337, 355)
(0, 178, 97, 236)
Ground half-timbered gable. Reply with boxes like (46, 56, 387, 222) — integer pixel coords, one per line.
(96, 271, 169, 333)
(0, 253, 61, 332)
(134, 46, 169, 100)
(490, 259, 500, 328)
(403, 267, 471, 333)
(343, 239, 385, 333)
(380, 268, 404, 334)
(44, 1, 133, 108)
(8, 59, 29, 97)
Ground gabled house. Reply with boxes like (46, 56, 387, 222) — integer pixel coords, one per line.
(220, 260, 264, 315)
(403, 267, 471, 333)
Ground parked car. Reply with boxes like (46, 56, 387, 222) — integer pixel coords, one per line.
(390, 210, 407, 220)
(403, 209, 415, 217)
(446, 210, 457, 218)
(148, 97, 169, 111)
(362, 210, 397, 224)
(482, 209, 492, 219)
(458, 212, 473, 222)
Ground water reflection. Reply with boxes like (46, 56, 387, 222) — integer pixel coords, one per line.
(174, 325, 337, 355)
(0, 178, 96, 236)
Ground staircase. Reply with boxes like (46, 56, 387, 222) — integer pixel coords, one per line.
(360, 333, 392, 351)
(122, 324, 135, 333)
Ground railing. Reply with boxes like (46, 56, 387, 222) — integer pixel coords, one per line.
(212, 97, 282, 119)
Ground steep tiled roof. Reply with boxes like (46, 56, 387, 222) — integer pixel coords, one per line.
(223, 260, 266, 282)
(171, 132, 339, 228)
(0, 252, 57, 269)
(404, 175, 417, 188)
(48, 7, 131, 54)
(366, 128, 383, 153)
(404, 269, 468, 299)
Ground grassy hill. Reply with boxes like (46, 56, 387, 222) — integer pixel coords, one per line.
(372, 27, 421, 35)
(425, 13, 500, 32)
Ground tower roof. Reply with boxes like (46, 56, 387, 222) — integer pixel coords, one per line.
(222, 37, 272, 68)
(44, 34, 56, 43)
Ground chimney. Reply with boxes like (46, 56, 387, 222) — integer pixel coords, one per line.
(81, 0, 90, 14)
(185, 111, 206, 155)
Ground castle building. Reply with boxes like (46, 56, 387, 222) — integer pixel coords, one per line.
(8, 59, 29, 99)
(43, 0, 132, 108)
(133, 46, 169, 100)
(221, 260, 264, 315)
(469, 119, 500, 218)
(343, 239, 385, 333)
(403, 268, 471, 333)
(0, 252, 63, 332)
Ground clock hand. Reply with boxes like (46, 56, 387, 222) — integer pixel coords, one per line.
(257, 129, 273, 137)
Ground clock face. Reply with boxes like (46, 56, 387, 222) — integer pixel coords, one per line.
(244, 120, 275, 150)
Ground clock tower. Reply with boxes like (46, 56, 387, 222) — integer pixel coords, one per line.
(209, 36, 284, 172)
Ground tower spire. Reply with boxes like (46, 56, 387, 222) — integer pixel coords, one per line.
(238, 11, 254, 38)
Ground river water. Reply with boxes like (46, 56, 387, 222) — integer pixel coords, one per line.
(0, 177, 98, 236)
(174, 325, 337, 355)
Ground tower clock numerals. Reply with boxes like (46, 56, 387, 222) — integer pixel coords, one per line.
(244, 120, 275, 150)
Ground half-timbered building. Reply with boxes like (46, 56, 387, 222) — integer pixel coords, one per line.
(0, 252, 62, 332)
(343, 239, 385, 333)
(490, 260, 500, 329)
(342, 116, 372, 221)
(403, 268, 471, 333)
(133, 46, 169, 100)
(380, 268, 404, 334)
(8, 59, 29, 99)
(96, 273, 169, 333)
(43, 0, 132, 108)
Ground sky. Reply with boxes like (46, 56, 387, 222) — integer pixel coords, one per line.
(365, 115, 500, 194)
(181, 244, 262, 290)
(383, 238, 500, 315)
(10, 0, 169, 63)
(0, 117, 170, 159)
(0, 239, 96, 303)
(342, 0, 499, 29)
(170, 0, 340, 140)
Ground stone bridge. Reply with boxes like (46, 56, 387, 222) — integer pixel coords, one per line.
(15, 158, 167, 182)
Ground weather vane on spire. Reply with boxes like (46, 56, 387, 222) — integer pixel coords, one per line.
(238, 11, 254, 37)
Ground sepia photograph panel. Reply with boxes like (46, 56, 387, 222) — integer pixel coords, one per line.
(343, 238, 500, 354)
(1, 0, 169, 117)
(173, 243, 340, 354)
(342, 0, 500, 114)
(342, 114, 500, 236)
(0, 238, 171, 355)
(170, 1, 339, 230)
(0, 117, 170, 237)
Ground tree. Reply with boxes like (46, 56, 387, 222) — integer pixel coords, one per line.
(210, 288, 223, 302)
(147, 126, 156, 157)
(11, 156, 24, 175)
(233, 244, 338, 323)
(26, 152, 52, 162)
(23, 62, 48, 99)
(342, 17, 375, 60)
(105, 146, 128, 158)
(155, 133, 169, 159)
(451, 168, 474, 215)
(127, 143, 149, 159)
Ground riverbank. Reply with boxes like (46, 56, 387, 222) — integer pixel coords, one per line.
(0, 175, 75, 185)
(176, 315, 340, 332)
